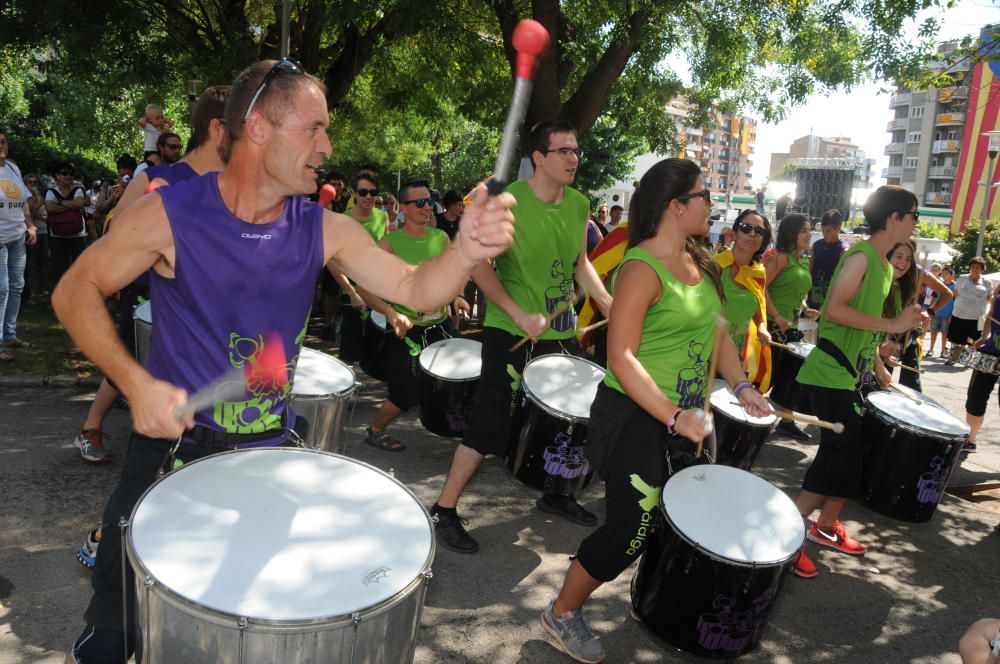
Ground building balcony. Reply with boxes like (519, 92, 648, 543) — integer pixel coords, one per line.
(890, 93, 911, 107)
(885, 142, 905, 154)
(925, 191, 952, 206)
(887, 119, 908, 131)
(938, 86, 969, 102)
(936, 112, 965, 125)
(685, 127, 704, 137)
(928, 165, 957, 179)
(929, 57, 971, 73)
(883, 166, 903, 178)
(932, 139, 961, 154)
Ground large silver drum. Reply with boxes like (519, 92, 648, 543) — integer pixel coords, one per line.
(126, 448, 435, 663)
(290, 347, 358, 453)
(133, 300, 152, 365)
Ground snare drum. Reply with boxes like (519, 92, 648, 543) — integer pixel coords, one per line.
(946, 345, 974, 366)
(506, 354, 604, 496)
(290, 347, 358, 453)
(418, 338, 482, 437)
(768, 340, 815, 415)
(862, 391, 970, 522)
(969, 351, 1000, 376)
(126, 448, 434, 663)
(710, 380, 777, 470)
(133, 300, 152, 365)
(631, 465, 804, 658)
(360, 310, 389, 381)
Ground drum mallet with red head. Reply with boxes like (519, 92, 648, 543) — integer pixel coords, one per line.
(318, 184, 337, 208)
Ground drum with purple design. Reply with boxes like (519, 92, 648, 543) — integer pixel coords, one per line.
(506, 355, 604, 496)
(768, 340, 815, 415)
(861, 390, 969, 522)
(631, 465, 804, 658)
(418, 338, 482, 438)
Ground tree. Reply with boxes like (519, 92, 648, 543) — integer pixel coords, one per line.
(950, 219, 1000, 274)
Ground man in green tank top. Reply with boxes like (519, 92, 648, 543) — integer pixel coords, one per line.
(430, 121, 613, 554)
(791, 186, 925, 578)
(358, 181, 467, 451)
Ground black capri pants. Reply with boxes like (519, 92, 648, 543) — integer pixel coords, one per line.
(966, 368, 1000, 417)
(384, 323, 446, 411)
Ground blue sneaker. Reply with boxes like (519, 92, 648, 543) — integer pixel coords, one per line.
(76, 529, 99, 568)
(541, 599, 606, 663)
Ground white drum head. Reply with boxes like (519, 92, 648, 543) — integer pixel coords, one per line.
(129, 449, 433, 622)
(710, 379, 776, 425)
(867, 391, 969, 437)
(292, 347, 356, 397)
(419, 338, 482, 380)
(786, 341, 814, 359)
(663, 465, 804, 565)
(370, 310, 387, 331)
(134, 300, 152, 325)
(522, 355, 605, 420)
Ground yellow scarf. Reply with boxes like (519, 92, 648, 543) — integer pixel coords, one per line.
(713, 250, 772, 391)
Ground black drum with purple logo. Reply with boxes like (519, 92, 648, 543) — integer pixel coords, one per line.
(418, 338, 482, 438)
(709, 380, 778, 470)
(506, 355, 604, 496)
(861, 390, 969, 522)
(631, 465, 804, 658)
(768, 341, 815, 415)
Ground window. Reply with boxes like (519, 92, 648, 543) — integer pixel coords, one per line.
(948, 130, 957, 140)
(907, 132, 922, 144)
(910, 106, 924, 118)
(905, 158, 918, 169)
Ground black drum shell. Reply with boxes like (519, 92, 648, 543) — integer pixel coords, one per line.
(712, 407, 775, 471)
(861, 401, 965, 523)
(631, 511, 796, 658)
(506, 397, 594, 496)
(768, 347, 814, 415)
(360, 317, 389, 381)
(418, 374, 477, 438)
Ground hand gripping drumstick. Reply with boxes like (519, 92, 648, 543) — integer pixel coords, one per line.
(509, 299, 572, 351)
(487, 20, 551, 196)
(695, 317, 727, 458)
(766, 339, 796, 351)
(173, 333, 289, 418)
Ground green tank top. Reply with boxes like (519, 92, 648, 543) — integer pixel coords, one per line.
(797, 241, 893, 390)
(347, 207, 387, 242)
(767, 252, 812, 322)
(604, 248, 723, 409)
(484, 179, 588, 340)
(722, 267, 759, 356)
(384, 227, 450, 325)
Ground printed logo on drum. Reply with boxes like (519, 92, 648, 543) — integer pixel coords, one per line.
(626, 475, 661, 557)
(542, 432, 590, 479)
(362, 567, 391, 586)
(916, 455, 947, 505)
(696, 590, 775, 653)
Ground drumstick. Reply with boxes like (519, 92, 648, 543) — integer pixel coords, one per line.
(894, 361, 924, 375)
(508, 299, 572, 351)
(696, 317, 727, 458)
(766, 339, 796, 351)
(888, 382, 923, 405)
(769, 405, 845, 434)
(577, 318, 609, 335)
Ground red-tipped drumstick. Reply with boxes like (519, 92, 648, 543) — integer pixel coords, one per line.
(173, 332, 289, 417)
(487, 19, 551, 196)
(318, 184, 337, 207)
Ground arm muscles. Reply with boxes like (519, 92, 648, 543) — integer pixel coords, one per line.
(824, 252, 894, 333)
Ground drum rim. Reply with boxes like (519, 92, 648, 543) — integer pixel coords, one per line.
(777, 341, 814, 359)
(292, 349, 360, 398)
(865, 392, 970, 440)
(126, 447, 436, 626)
(520, 354, 605, 423)
(133, 300, 152, 324)
(418, 337, 483, 381)
(710, 379, 777, 425)
(969, 351, 1000, 375)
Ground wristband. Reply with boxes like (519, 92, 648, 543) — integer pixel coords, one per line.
(733, 380, 752, 398)
(666, 407, 683, 436)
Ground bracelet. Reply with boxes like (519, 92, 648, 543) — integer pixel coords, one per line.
(733, 380, 752, 398)
(666, 407, 683, 436)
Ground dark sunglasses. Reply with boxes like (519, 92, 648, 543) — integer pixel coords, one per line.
(164, 143, 182, 150)
(242, 58, 305, 123)
(735, 221, 767, 237)
(402, 197, 435, 208)
(356, 188, 379, 198)
(676, 189, 712, 203)
(901, 210, 920, 222)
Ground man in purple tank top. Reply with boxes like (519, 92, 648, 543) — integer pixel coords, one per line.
(54, 59, 516, 663)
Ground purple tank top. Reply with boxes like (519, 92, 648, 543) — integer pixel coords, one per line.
(145, 161, 197, 184)
(146, 173, 325, 442)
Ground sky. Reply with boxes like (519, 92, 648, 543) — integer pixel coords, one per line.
(751, 0, 1000, 190)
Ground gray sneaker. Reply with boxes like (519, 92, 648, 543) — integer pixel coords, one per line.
(73, 429, 111, 463)
(540, 599, 606, 663)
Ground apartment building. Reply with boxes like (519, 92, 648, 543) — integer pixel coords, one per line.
(769, 135, 875, 188)
(665, 98, 757, 193)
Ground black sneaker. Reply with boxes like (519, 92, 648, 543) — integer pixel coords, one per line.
(775, 420, 811, 441)
(431, 505, 479, 554)
(537, 494, 597, 526)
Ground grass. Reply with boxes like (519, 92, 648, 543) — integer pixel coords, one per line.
(0, 299, 98, 378)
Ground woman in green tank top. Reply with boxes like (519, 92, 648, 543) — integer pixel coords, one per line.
(542, 159, 771, 662)
(713, 209, 772, 357)
(765, 213, 818, 341)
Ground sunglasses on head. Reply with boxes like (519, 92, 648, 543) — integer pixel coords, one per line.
(735, 221, 767, 237)
(242, 58, 305, 123)
(356, 188, 379, 198)
(402, 197, 435, 208)
(676, 189, 711, 203)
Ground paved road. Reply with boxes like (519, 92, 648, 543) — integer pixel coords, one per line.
(1, 350, 997, 663)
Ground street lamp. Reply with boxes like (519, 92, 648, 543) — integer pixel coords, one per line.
(975, 129, 1000, 258)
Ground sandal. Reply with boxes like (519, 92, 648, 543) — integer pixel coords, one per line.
(5, 338, 32, 349)
(0, 351, 12, 361)
(364, 427, 406, 452)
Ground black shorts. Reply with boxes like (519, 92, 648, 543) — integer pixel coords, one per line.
(965, 368, 1000, 417)
(385, 323, 446, 411)
(462, 327, 582, 457)
(947, 316, 980, 345)
(800, 385, 865, 499)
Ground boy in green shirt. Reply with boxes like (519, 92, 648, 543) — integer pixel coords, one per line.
(792, 186, 925, 578)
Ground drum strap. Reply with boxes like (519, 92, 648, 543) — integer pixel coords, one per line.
(817, 338, 858, 380)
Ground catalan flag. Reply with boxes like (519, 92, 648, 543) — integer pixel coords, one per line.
(577, 225, 628, 343)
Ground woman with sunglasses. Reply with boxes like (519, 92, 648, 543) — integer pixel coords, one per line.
(44, 160, 88, 290)
(542, 159, 769, 663)
(764, 213, 818, 440)
(713, 210, 772, 368)
(0, 128, 38, 361)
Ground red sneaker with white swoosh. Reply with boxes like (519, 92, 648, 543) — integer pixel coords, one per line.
(807, 521, 867, 555)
